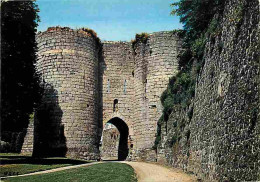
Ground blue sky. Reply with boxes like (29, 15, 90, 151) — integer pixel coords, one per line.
(36, 0, 182, 41)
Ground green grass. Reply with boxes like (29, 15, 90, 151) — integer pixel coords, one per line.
(0, 153, 89, 177)
(0, 163, 71, 177)
(3, 163, 137, 182)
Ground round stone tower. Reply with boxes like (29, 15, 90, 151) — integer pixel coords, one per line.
(34, 27, 101, 160)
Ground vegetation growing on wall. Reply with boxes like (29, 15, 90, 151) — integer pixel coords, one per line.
(154, 0, 226, 149)
(131, 32, 150, 49)
(80, 28, 101, 45)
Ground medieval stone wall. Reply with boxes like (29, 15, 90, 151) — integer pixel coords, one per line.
(158, 0, 260, 181)
(22, 28, 181, 160)
(21, 122, 34, 154)
(100, 124, 120, 160)
(101, 41, 135, 137)
(19, 0, 260, 180)
(33, 27, 101, 159)
(133, 32, 182, 159)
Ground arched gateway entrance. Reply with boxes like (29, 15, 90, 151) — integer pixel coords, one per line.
(101, 117, 129, 161)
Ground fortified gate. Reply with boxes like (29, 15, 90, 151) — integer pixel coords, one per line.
(22, 27, 182, 161)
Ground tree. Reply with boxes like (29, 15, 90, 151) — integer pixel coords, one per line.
(171, 0, 225, 48)
(1, 0, 41, 136)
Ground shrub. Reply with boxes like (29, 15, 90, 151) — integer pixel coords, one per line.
(132, 32, 150, 49)
(29, 112, 34, 123)
(170, 29, 186, 37)
(152, 116, 163, 149)
(0, 141, 11, 153)
(161, 71, 195, 112)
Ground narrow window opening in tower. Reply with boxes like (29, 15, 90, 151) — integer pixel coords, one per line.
(123, 80, 127, 94)
(144, 79, 147, 93)
(83, 70, 85, 88)
(107, 79, 110, 92)
(113, 99, 118, 112)
(132, 70, 134, 77)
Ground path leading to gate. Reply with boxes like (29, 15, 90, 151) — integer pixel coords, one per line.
(122, 161, 197, 182)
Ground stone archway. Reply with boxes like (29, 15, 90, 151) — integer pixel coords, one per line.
(101, 117, 129, 161)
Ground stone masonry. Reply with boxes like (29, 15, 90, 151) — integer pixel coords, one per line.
(157, 0, 260, 181)
(22, 27, 182, 160)
(32, 27, 101, 159)
(100, 123, 120, 160)
(20, 0, 259, 180)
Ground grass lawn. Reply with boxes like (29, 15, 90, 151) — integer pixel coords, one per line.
(3, 163, 137, 182)
(0, 153, 89, 177)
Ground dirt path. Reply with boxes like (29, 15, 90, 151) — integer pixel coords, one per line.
(122, 162, 197, 182)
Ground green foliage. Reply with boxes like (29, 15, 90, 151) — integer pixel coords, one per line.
(29, 113, 34, 123)
(206, 18, 221, 37)
(161, 0, 225, 114)
(172, 0, 225, 71)
(136, 32, 150, 43)
(170, 29, 186, 37)
(154, 71, 195, 148)
(161, 72, 195, 112)
(1, 1, 42, 134)
(171, 0, 225, 48)
(154, 1, 226, 147)
(131, 32, 150, 48)
(191, 35, 206, 58)
(152, 115, 163, 149)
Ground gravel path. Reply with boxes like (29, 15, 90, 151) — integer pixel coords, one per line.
(122, 161, 197, 182)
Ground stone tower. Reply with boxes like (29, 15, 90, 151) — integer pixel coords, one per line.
(22, 27, 182, 160)
(33, 27, 101, 159)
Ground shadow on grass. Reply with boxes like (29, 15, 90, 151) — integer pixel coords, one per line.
(0, 155, 89, 165)
(102, 160, 118, 162)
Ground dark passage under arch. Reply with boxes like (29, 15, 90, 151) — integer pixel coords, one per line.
(105, 117, 129, 161)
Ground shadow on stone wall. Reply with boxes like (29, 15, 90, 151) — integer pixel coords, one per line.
(32, 84, 67, 157)
(98, 46, 106, 147)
